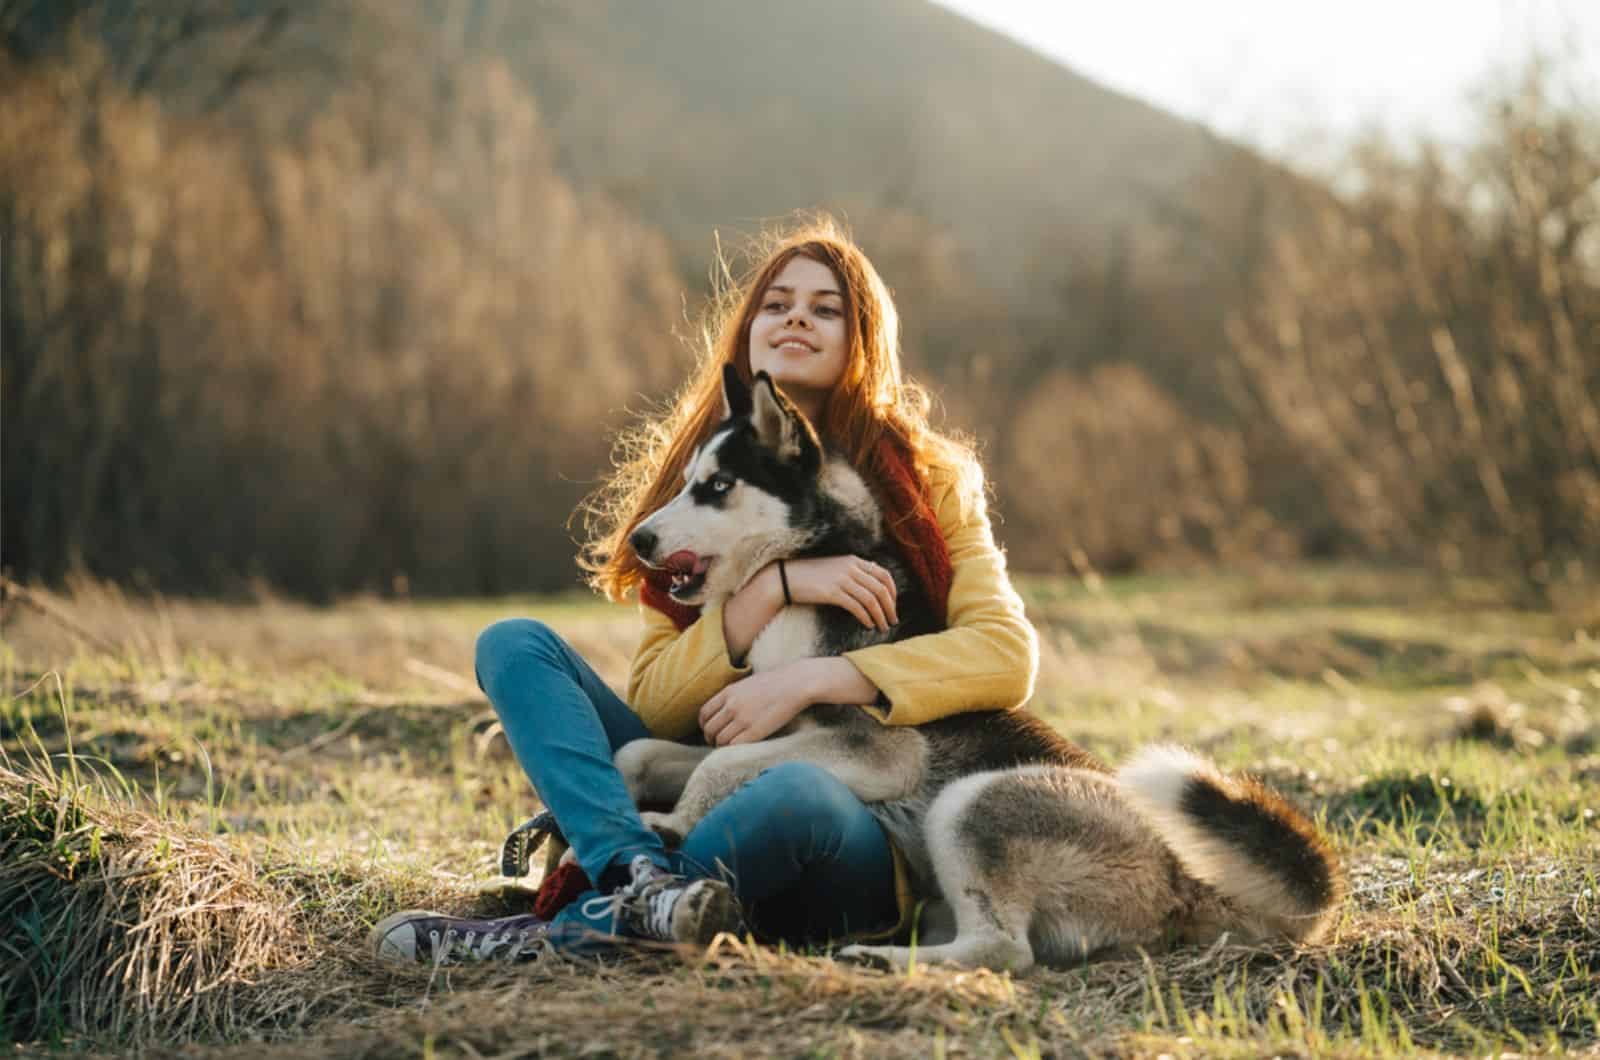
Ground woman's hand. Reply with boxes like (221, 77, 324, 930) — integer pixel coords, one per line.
(699, 665, 819, 746)
(781, 556, 898, 630)
(699, 657, 885, 746)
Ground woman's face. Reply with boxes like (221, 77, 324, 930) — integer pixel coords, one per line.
(747, 255, 850, 406)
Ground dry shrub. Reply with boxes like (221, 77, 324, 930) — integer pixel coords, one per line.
(1004, 364, 1288, 573)
(0, 755, 301, 1043)
(0, 748, 495, 1049)
(1, 12, 685, 599)
(1224, 57, 1600, 595)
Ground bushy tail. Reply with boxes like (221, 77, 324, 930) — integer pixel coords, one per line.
(1117, 745, 1344, 944)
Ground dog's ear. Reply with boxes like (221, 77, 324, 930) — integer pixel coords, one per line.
(721, 364, 753, 421)
(751, 371, 820, 466)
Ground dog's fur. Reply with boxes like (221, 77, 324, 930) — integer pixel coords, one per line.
(619, 367, 1343, 971)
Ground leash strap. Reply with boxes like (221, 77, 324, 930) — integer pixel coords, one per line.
(500, 810, 564, 878)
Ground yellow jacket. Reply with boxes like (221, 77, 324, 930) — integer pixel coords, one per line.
(626, 464, 1039, 739)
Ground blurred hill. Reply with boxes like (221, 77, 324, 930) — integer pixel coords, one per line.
(444, 0, 1317, 409)
(460, 0, 1223, 280)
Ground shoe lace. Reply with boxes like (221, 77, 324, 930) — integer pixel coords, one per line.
(579, 890, 624, 926)
(481, 926, 539, 961)
(503, 928, 542, 961)
(578, 858, 681, 939)
(428, 924, 543, 965)
(429, 927, 469, 967)
(640, 882, 679, 939)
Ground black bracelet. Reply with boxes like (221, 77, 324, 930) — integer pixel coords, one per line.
(777, 559, 793, 606)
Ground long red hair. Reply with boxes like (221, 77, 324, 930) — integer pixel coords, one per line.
(579, 214, 978, 602)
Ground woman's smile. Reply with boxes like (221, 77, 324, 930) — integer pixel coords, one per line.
(748, 255, 850, 415)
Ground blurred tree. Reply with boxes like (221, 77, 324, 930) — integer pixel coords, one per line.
(2, 5, 684, 597)
(1222, 58, 1599, 595)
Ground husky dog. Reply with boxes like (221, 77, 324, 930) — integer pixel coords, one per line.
(617, 366, 1343, 971)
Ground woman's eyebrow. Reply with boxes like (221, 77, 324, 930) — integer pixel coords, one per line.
(766, 284, 843, 298)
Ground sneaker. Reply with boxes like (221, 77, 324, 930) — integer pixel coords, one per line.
(370, 909, 551, 966)
(579, 854, 740, 946)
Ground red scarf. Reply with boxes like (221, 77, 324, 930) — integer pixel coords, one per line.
(639, 436, 952, 629)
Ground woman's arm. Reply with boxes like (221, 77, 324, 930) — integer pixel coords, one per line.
(632, 554, 902, 740)
(720, 565, 784, 663)
(700, 464, 1038, 745)
(634, 464, 1035, 739)
(697, 655, 880, 745)
(628, 599, 752, 741)
(841, 466, 1039, 726)
(723, 557, 901, 661)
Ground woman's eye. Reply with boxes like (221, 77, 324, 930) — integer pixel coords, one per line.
(763, 301, 787, 313)
(816, 305, 840, 317)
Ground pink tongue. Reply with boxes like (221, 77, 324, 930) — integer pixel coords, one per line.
(693, 556, 713, 574)
(665, 550, 698, 573)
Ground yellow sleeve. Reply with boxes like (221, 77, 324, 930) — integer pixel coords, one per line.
(626, 599, 751, 741)
(843, 467, 1039, 725)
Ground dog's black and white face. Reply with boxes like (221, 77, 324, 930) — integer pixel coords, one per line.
(630, 367, 824, 606)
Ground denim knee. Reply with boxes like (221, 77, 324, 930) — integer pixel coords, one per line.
(746, 761, 862, 822)
(474, 617, 559, 691)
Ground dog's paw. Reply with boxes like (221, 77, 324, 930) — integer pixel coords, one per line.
(639, 811, 687, 848)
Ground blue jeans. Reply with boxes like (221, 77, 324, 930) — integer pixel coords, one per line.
(475, 618, 900, 944)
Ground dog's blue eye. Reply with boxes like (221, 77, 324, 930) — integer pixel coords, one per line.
(711, 477, 732, 493)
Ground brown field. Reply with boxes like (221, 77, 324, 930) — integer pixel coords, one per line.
(3, 567, 1597, 1057)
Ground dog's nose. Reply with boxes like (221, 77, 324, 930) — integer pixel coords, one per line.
(630, 527, 657, 559)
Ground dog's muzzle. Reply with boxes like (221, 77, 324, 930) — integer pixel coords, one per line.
(630, 526, 659, 561)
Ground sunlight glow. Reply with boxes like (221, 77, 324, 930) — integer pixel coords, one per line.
(932, 0, 1597, 157)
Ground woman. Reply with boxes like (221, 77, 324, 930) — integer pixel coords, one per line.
(373, 216, 1037, 964)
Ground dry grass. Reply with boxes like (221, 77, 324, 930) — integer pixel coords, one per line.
(0, 752, 297, 1043)
(3, 568, 1598, 1056)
